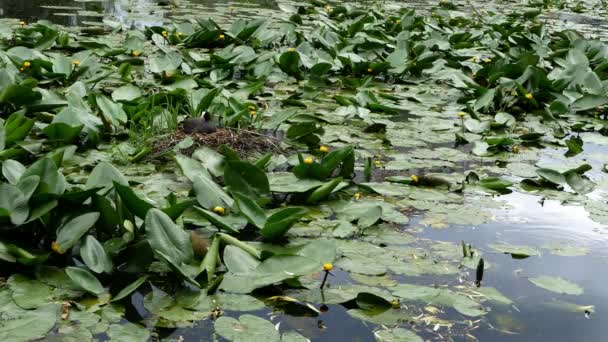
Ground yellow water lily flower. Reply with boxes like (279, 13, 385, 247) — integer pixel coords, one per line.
(161, 30, 168, 37)
(373, 160, 382, 167)
(319, 145, 329, 153)
(483, 58, 492, 63)
(411, 174, 419, 183)
(250, 110, 257, 117)
(354, 192, 363, 200)
(132, 50, 141, 57)
(458, 111, 467, 118)
(525, 93, 533, 100)
(23, 61, 31, 68)
(303, 157, 314, 164)
(367, 68, 374, 73)
(323, 263, 333, 271)
(395, 19, 401, 24)
(72, 60, 80, 66)
(219, 34, 225, 40)
(19, 21, 26, 26)
(213, 206, 225, 215)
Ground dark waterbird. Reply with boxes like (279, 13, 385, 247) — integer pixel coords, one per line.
(181, 111, 217, 134)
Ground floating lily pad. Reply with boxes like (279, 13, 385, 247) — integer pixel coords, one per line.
(529, 276, 583, 295)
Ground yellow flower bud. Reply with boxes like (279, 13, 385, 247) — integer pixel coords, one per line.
(525, 93, 533, 100)
(354, 192, 362, 200)
(161, 30, 168, 37)
(411, 175, 419, 183)
(250, 110, 257, 117)
(303, 157, 314, 164)
(483, 58, 492, 63)
(19, 67, 24, 72)
(458, 111, 467, 118)
(367, 68, 374, 73)
(323, 263, 333, 271)
(395, 19, 401, 24)
(51, 241, 65, 254)
(319, 145, 329, 153)
(132, 50, 141, 57)
(23, 61, 31, 68)
(19, 21, 26, 26)
(72, 60, 80, 66)
(373, 160, 382, 167)
(219, 34, 225, 40)
(213, 206, 225, 215)
(288, 47, 296, 52)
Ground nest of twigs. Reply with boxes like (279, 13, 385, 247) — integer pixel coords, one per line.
(151, 127, 289, 158)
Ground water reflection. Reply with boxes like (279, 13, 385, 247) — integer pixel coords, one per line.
(0, 0, 278, 28)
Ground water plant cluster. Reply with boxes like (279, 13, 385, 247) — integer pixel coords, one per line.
(0, 0, 606, 340)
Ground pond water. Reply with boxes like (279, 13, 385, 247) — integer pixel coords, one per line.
(1, 0, 608, 341)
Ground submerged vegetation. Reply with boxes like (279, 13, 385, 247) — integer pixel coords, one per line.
(0, 0, 607, 340)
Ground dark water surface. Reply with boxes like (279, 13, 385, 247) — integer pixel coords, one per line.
(2, 1, 608, 341)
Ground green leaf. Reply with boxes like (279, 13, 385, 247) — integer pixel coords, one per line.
(55, 212, 100, 252)
(536, 168, 566, 185)
(224, 160, 269, 198)
(85, 162, 128, 190)
(529, 276, 583, 295)
(111, 276, 148, 302)
(194, 207, 240, 233)
(278, 50, 302, 79)
(156, 250, 200, 287)
(2, 159, 25, 185)
(21, 157, 66, 195)
(565, 172, 594, 194)
(489, 243, 539, 258)
(0, 183, 29, 225)
(565, 136, 583, 157)
(42, 123, 83, 144)
(0, 298, 57, 342)
(223, 245, 260, 275)
(261, 207, 308, 240)
(306, 177, 343, 203)
(374, 328, 423, 342)
(145, 208, 193, 264)
(215, 314, 280, 342)
(96, 94, 128, 126)
(232, 192, 266, 229)
(106, 322, 150, 342)
(113, 181, 154, 219)
(65, 266, 105, 295)
(479, 177, 513, 191)
(81, 235, 113, 274)
(571, 94, 608, 112)
(474, 88, 495, 111)
(193, 174, 233, 210)
(112, 84, 142, 102)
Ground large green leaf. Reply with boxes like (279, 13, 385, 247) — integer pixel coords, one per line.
(96, 94, 128, 126)
(85, 162, 128, 190)
(81, 235, 113, 274)
(215, 314, 280, 342)
(111, 276, 149, 302)
(529, 276, 583, 295)
(65, 266, 105, 295)
(232, 192, 266, 229)
(0, 183, 29, 225)
(193, 174, 233, 210)
(260, 207, 308, 240)
(114, 181, 154, 219)
(224, 160, 269, 198)
(54, 212, 100, 252)
(145, 208, 193, 264)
